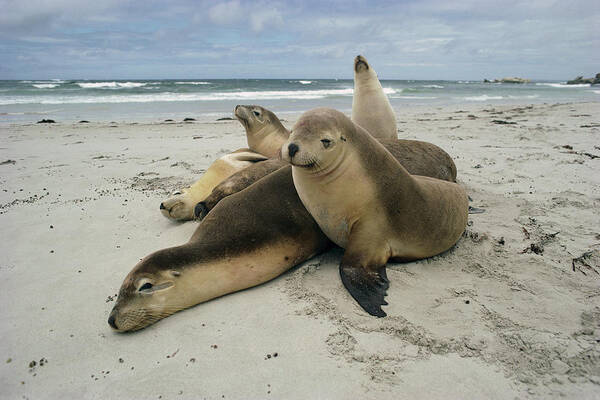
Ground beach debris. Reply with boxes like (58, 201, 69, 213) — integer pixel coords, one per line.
(217, 117, 234, 121)
(558, 146, 600, 159)
(105, 294, 117, 303)
(78, 120, 90, 123)
(164, 119, 174, 122)
(521, 231, 559, 255)
(211, 344, 218, 349)
(468, 206, 485, 214)
(491, 120, 517, 125)
(1, 159, 16, 165)
(183, 117, 196, 122)
(193, 135, 203, 139)
(166, 348, 180, 358)
(37, 119, 55, 123)
(580, 123, 600, 128)
(571, 251, 599, 276)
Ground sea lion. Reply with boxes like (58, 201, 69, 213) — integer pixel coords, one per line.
(352, 55, 398, 140)
(282, 108, 468, 317)
(109, 166, 330, 332)
(159, 149, 267, 221)
(160, 105, 288, 221)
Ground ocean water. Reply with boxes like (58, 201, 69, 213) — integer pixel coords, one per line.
(0, 79, 598, 124)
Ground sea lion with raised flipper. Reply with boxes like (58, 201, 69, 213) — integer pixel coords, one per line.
(352, 55, 398, 140)
(160, 105, 289, 221)
(282, 108, 468, 317)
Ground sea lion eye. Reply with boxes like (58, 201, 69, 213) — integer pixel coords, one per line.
(253, 110, 261, 117)
(139, 282, 153, 292)
(321, 139, 332, 148)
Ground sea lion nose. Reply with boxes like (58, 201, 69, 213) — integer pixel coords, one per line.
(235, 105, 240, 112)
(288, 143, 299, 158)
(159, 202, 165, 210)
(108, 312, 118, 330)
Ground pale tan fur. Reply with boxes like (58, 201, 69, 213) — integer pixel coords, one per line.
(160, 149, 267, 221)
(110, 242, 302, 332)
(352, 55, 398, 139)
(160, 105, 288, 222)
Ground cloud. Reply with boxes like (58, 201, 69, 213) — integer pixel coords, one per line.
(250, 8, 283, 32)
(0, 0, 598, 79)
(208, 0, 243, 25)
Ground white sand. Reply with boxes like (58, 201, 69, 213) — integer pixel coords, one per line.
(1, 102, 599, 399)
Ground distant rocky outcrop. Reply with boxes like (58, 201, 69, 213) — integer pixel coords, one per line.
(493, 77, 531, 84)
(566, 73, 600, 85)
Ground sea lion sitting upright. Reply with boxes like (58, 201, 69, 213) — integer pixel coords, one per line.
(352, 55, 398, 140)
(282, 108, 468, 317)
(160, 105, 288, 221)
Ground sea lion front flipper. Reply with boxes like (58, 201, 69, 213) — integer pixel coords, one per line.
(339, 262, 389, 317)
(339, 231, 390, 317)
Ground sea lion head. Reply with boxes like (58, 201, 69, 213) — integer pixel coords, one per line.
(235, 104, 288, 157)
(354, 54, 379, 83)
(281, 108, 352, 173)
(354, 54, 370, 73)
(235, 104, 283, 136)
(108, 252, 187, 332)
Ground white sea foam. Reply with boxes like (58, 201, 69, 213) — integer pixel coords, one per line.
(422, 84, 444, 89)
(298, 80, 313, 84)
(593, 90, 600, 95)
(76, 82, 147, 89)
(536, 83, 590, 88)
(382, 87, 397, 95)
(32, 84, 60, 89)
(390, 96, 438, 99)
(507, 95, 539, 99)
(175, 81, 210, 85)
(463, 95, 504, 101)
(0, 88, 356, 105)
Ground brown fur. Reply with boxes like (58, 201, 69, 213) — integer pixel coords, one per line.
(109, 167, 330, 331)
(284, 108, 468, 316)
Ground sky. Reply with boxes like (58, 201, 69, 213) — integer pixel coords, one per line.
(0, 0, 598, 80)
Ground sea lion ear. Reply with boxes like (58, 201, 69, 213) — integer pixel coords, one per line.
(170, 270, 181, 277)
(340, 136, 347, 142)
